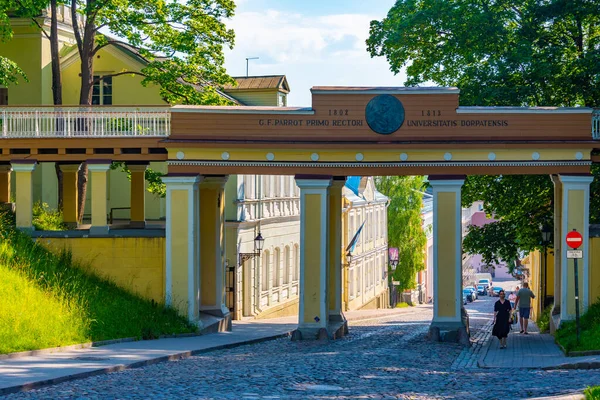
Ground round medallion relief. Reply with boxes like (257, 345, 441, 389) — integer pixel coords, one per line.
(365, 94, 405, 135)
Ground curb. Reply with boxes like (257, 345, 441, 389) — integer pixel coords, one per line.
(0, 330, 293, 396)
(0, 331, 207, 361)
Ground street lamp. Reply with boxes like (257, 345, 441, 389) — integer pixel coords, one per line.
(239, 232, 265, 265)
(345, 251, 353, 266)
(388, 247, 399, 307)
(541, 224, 552, 308)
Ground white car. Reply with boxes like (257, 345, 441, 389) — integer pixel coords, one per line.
(464, 286, 478, 300)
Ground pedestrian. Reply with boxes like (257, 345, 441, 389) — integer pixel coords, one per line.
(508, 291, 516, 308)
(492, 289, 512, 349)
(514, 282, 535, 334)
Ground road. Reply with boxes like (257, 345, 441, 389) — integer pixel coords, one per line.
(4, 283, 597, 400)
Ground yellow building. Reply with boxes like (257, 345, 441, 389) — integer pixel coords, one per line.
(342, 177, 390, 310)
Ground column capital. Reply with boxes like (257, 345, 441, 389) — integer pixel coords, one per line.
(428, 177, 465, 188)
(58, 163, 82, 173)
(128, 163, 149, 172)
(558, 174, 594, 185)
(330, 177, 347, 189)
(199, 175, 229, 189)
(295, 175, 332, 189)
(163, 174, 202, 186)
(87, 163, 112, 173)
(10, 160, 37, 173)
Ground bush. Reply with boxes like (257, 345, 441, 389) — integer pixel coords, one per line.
(32, 201, 67, 231)
(0, 211, 196, 354)
(537, 306, 551, 333)
(555, 301, 600, 352)
(396, 302, 410, 308)
(586, 386, 600, 400)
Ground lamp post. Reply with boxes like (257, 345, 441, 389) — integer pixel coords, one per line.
(388, 247, 399, 308)
(541, 225, 552, 308)
(238, 232, 265, 266)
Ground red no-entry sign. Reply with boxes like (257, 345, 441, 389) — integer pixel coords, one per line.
(566, 230, 583, 249)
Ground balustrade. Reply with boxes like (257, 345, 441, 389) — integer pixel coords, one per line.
(0, 107, 170, 137)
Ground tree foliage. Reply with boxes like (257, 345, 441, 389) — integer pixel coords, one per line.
(375, 176, 426, 291)
(69, 0, 236, 105)
(367, 0, 600, 107)
(368, 0, 600, 266)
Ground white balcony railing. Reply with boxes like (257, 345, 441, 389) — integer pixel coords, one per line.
(0, 107, 170, 138)
(593, 109, 600, 140)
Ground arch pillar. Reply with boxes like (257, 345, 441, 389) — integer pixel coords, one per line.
(0, 164, 11, 204)
(428, 175, 469, 344)
(328, 177, 347, 336)
(58, 163, 81, 228)
(198, 175, 231, 331)
(11, 160, 37, 231)
(293, 175, 331, 340)
(164, 175, 201, 324)
(128, 163, 148, 228)
(558, 174, 593, 322)
(87, 161, 111, 235)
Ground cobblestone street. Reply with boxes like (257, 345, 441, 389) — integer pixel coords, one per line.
(4, 294, 598, 399)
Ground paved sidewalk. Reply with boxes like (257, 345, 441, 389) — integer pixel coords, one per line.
(480, 319, 600, 369)
(0, 307, 422, 395)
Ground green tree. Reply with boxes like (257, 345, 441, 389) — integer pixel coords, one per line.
(368, 0, 600, 266)
(375, 176, 427, 291)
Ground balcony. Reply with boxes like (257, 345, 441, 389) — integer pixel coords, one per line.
(0, 107, 170, 138)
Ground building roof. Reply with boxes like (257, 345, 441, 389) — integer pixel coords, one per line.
(223, 75, 290, 93)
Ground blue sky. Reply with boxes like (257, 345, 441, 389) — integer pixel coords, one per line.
(224, 0, 407, 106)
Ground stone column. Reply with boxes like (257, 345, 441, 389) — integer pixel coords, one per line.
(328, 177, 347, 337)
(429, 175, 468, 344)
(58, 163, 81, 228)
(129, 163, 148, 228)
(87, 161, 111, 235)
(0, 164, 11, 204)
(550, 174, 562, 324)
(558, 174, 593, 321)
(11, 161, 37, 231)
(198, 175, 231, 331)
(164, 175, 201, 324)
(294, 175, 331, 340)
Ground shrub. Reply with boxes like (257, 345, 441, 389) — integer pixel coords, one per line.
(537, 306, 551, 333)
(555, 300, 600, 352)
(32, 201, 67, 231)
(586, 386, 600, 400)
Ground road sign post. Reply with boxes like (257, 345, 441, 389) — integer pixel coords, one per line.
(566, 229, 583, 344)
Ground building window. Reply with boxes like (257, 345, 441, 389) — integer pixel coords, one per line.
(92, 75, 112, 105)
(261, 250, 270, 291)
(293, 244, 299, 281)
(0, 88, 8, 105)
(274, 248, 281, 287)
(278, 93, 286, 107)
(284, 246, 290, 284)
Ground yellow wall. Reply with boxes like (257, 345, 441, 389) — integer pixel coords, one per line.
(303, 194, 322, 322)
(41, 237, 165, 302)
(437, 192, 457, 318)
(61, 47, 166, 105)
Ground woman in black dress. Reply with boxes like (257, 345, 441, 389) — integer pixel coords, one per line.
(492, 289, 512, 349)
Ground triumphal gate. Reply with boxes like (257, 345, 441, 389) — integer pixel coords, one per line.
(1, 87, 596, 341)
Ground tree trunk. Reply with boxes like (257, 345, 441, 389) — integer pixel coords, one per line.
(50, 0, 65, 211)
(76, 21, 96, 223)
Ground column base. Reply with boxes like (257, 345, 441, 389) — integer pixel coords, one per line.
(429, 308, 470, 346)
(199, 308, 232, 332)
(129, 221, 146, 229)
(90, 226, 110, 236)
(291, 320, 349, 341)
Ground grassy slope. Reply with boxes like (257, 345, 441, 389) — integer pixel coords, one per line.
(586, 386, 600, 400)
(0, 212, 195, 354)
(555, 301, 600, 352)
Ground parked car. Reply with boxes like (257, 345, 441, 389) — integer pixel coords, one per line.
(463, 289, 474, 302)
(491, 286, 504, 297)
(464, 286, 478, 300)
(478, 279, 491, 289)
(462, 291, 468, 305)
(477, 285, 487, 296)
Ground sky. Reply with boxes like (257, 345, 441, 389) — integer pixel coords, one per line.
(223, 0, 407, 106)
